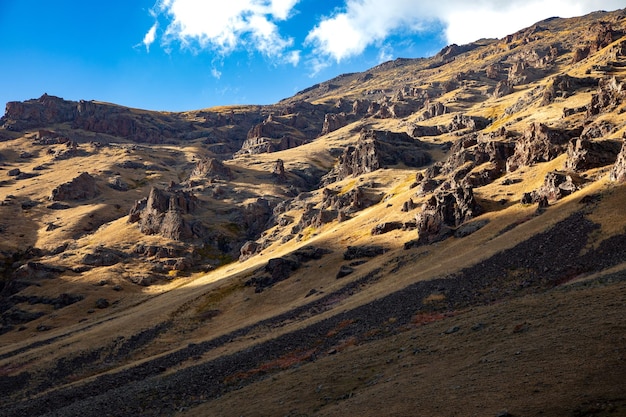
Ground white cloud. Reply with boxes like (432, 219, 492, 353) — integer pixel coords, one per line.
(146, 0, 300, 60)
(143, 23, 158, 52)
(305, 0, 625, 62)
(211, 67, 222, 79)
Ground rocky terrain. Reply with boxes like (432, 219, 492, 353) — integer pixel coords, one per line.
(1, 8, 626, 417)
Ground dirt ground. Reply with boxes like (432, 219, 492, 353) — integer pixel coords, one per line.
(182, 275, 626, 417)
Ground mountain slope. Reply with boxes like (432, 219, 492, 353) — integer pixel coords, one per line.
(1, 8, 626, 417)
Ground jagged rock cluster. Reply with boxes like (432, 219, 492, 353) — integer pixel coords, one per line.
(322, 129, 432, 184)
(128, 187, 199, 240)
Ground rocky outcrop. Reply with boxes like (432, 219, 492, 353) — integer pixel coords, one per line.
(190, 158, 233, 180)
(418, 130, 515, 188)
(320, 186, 379, 214)
(343, 245, 386, 260)
(237, 114, 313, 155)
(245, 246, 331, 292)
(49, 172, 100, 201)
(609, 141, 626, 182)
(322, 130, 431, 184)
(506, 123, 582, 172)
(413, 183, 480, 245)
(81, 247, 128, 267)
(537, 171, 588, 201)
(241, 198, 274, 239)
(1, 94, 76, 131)
(586, 77, 626, 117)
(418, 102, 448, 121)
(321, 112, 356, 135)
(128, 187, 198, 240)
(540, 75, 597, 105)
(239, 241, 261, 261)
(564, 137, 623, 171)
(492, 81, 515, 98)
(371, 222, 403, 235)
(522, 171, 589, 203)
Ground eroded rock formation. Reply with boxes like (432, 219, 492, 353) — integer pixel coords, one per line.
(50, 172, 100, 201)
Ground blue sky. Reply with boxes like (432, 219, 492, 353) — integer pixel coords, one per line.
(0, 0, 623, 112)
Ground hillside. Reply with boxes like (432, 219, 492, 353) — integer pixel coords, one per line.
(1, 8, 626, 417)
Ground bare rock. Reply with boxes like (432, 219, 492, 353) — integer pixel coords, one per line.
(242, 198, 274, 239)
(371, 221, 403, 235)
(506, 123, 582, 172)
(587, 76, 626, 117)
(525, 171, 589, 203)
(1, 94, 76, 131)
(540, 75, 597, 106)
(401, 198, 417, 212)
(320, 186, 377, 213)
(321, 112, 355, 135)
(272, 159, 287, 181)
(415, 184, 480, 245)
(107, 176, 129, 191)
(343, 245, 386, 260)
(190, 158, 233, 180)
(129, 187, 198, 240)
(322, 130, 431, 184)
(492, 81, 515, 98)
(610, 141, 626, 182)
(81, 247, 127, 267)
(565, 137, 623, 171)
(418, 101, 448, 121)
(50, 172, 100, 201)
(336, 265, 355, 279)
(239, 240, 260, 261)
(245, 255, 303, 292)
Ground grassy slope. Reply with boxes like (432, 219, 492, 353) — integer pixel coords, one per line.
(1, 8, 626, 416)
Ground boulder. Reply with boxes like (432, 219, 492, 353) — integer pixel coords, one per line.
(272, 159, 287, 180)
(49, 172, 100, 201)
(343, 245, 386, 260)
(336, 265, 355, 279)
(371, 221, 404, 235)
(107, 176, 129, 191)
(239, 240, 260, 261)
